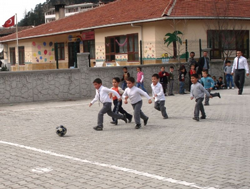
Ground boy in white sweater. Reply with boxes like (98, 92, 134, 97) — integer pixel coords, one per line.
(89, 78, 127, 131)
(151, 74, 168, 119)
(123, 77, 152, 129)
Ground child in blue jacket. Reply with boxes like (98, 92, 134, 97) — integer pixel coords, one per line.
(200, 71, 221, 105)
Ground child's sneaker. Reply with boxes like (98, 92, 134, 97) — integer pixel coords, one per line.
(144, 117, 149, 126)
(192, 117, 199, 121)
(227, 87, 229, 89)
(135, 124, 141, 129)
(232, 87, 234, 89)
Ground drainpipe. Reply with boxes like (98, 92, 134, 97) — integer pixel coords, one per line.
(131, 23, 143, 65)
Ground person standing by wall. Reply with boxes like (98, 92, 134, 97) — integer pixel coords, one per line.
(136, 67, 148, 93)
(231, 50, 249, 95)
(197, 51, 210, 78)
(188, 52, 198, 69)
(158, 66, 169, 96)
(121, 67, 130, 90)
(224, 60, 234, 89)
(168, 66, 175, 96)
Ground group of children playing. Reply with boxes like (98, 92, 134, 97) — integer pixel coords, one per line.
(89, 64, 224, 131)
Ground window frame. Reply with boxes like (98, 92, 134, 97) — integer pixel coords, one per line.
(207, 30, 249, 59)
(18, 46, 25, 65)
(10, 47, 16, 65)
(83, 40, 95, 59)
(55, 42, 65, 60)
(105, 33, 139, 62)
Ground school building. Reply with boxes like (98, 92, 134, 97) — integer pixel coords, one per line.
(0, 0, 250, 71)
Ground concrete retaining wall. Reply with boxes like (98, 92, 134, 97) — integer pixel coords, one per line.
(0, 53, 249, 104)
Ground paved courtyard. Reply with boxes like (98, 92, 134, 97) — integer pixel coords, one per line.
(0, 86, 250, 189)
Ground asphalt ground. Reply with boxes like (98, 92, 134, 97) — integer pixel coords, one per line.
(0, 86, 250, 189)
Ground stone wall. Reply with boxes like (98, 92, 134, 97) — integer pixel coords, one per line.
(0, 53, 249, 104)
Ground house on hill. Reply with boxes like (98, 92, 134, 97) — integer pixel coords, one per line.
(0, 0, 249, 71)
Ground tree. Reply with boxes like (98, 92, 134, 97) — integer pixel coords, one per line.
(205, 0, 248, 61)
(164, 30, 183, 59)
(18, 0, 115, 27)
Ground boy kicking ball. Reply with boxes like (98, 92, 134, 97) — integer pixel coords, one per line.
(89, 78, 127, 131)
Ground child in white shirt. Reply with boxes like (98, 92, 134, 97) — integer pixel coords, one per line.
(151, 74, 168, 119)
(89, 78, 127, 131)
(123, 77, 152, 129)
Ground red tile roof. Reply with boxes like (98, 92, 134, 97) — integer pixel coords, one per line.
(169, 0, 250, 18)
(1, 0, 250, 42)
(0, 26, 33, 37)
(0, 0, 170, 42)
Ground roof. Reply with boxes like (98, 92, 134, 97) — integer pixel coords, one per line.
(1, 0, 250, 42)
(169, 0, 250, 17)
(0, 26, 33, 37)
(0, 0, 171, 42)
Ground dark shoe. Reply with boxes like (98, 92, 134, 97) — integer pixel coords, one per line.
(193, 117, 199, 121)
(121, 114, 127, 123)
(110, 121, 118, 125)
(93, 126, 103, 131)
(238, 89, 243, 95)
(200, 116, 206, 119)
(128, 116, 133, 123)
(204, 103, 209, 106)
(144, 117, 149, 126)
(218, 93, 221, 98)
(163, 116, 168, 119)
(135, 124, 141, 129)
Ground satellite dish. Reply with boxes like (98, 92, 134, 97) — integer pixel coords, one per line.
(0, 44, 3, 53)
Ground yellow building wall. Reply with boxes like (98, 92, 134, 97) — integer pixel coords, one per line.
(4, 19, 250, 70)
(154, 19, 250, 61)
(7, 32, 85, 71)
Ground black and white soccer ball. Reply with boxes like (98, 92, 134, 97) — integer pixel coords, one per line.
(56, 125, 67, 137)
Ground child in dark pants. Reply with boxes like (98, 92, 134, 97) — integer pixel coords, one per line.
(151, 74, 168, 119)
(168, 66, 175, 96)
(179, 66, 187, 94)
(200, 71, 221, 106)
(123, 77, 152, 129)
(190, 74, 212, 121)
(110, 77, 133, 125)
(158, 66, 169, 96)
(89, 78, 127, 131)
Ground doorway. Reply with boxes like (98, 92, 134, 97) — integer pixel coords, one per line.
(68, 42, 80, 68)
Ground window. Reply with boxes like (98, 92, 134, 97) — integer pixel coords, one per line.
(83, 40, 95, 59)
(67, 8, 78, 13)
(10, 47, 16, 65)
(105, 34, 138, 62)
(18, 46, 25, 65)
(208, 30, 249, 59)
(55, 43, 65, 60)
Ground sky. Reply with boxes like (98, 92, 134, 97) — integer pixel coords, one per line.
(0, 0, 45, 26)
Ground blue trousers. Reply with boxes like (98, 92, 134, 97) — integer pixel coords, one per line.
(136, 82, 148, 93)
(226, 74, 234, 88)
(121, 81, 127, 90)
(179, 81, 185, 94)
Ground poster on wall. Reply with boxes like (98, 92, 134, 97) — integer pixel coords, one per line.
(81, 31, 95, 41)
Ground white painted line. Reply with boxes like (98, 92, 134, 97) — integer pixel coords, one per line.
(0, 140, 217, 189)
(0, 103, 89, 112)
(31, 167, 53, 173)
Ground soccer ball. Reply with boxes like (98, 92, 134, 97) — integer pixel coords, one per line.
(56, 125, 67, 137)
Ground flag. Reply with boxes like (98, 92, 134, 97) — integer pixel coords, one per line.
(2, 15, 15, 28)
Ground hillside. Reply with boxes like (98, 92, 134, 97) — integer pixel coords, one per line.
(18, 0, 115, 26)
